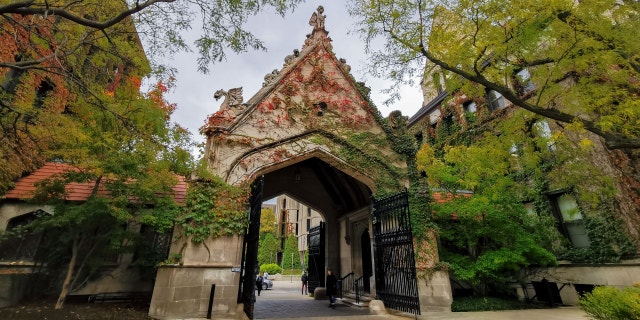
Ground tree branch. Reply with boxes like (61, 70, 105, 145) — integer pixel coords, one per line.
(416, 40, 640, 149)
(1, 0, 175, 30)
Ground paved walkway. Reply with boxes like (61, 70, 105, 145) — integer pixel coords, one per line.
(254, 280, 588, 320)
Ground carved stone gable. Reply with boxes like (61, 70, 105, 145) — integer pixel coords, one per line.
(203, 7, 408, 189)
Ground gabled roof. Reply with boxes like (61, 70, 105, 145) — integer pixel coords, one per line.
(3, 162, 187, 204)
(203, 22, 365, 135)
(408, 91, 448, 127)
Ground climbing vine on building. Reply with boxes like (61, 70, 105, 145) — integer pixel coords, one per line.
(177, 175, 250, 244)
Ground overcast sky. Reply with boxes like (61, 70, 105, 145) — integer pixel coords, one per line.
(156, 2, 424, 152)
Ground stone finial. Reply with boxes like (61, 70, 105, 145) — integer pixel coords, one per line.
(309, 5, 326, 31)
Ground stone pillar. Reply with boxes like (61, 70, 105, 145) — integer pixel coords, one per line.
(414, 230, 452, 314)
(149, 234, 243, 319)
(417, 270, 453, 313)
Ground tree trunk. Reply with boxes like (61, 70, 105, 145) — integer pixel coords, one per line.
(55, 237, 79, 310)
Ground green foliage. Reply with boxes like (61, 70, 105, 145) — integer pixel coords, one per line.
(260, 208, 276, 235)
(434, 196, 556, 288)
(260, 263, 282, 275)
(258, 232, 279, 265)
(177, 176, 249, 243)
(160, 253, 183, 266)
(580, 286, 640, 320)
(282, 234, 302, 271)
(416, 113, 559, 292)
(351, 0, 640, 149)
(452, 296, 542, 312)
(559, 212, 636, 263)
(23, 197, 137, 295)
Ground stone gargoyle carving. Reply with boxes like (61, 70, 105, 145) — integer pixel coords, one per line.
(284, 49, 300, 67)
(214, 87, 244, 109)
(262, 69, 280, 87)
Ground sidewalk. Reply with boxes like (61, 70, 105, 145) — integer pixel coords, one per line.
(255, 280, 588, 320)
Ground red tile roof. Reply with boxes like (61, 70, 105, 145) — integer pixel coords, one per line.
(431, 191, 472, 204)
(432, 191, 473, 220)
(3, 162, 187, 204)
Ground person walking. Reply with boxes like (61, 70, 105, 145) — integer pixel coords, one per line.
(256, 275, 263, 296)
(301, 271, 308, 295)
(325, 269, 337, 308)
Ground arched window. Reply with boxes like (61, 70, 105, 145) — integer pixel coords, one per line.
(0, 211, 46, 261)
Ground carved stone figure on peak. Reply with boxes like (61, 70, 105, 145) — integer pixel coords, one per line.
(309, 5, 326, 30)
(284, 49, 300, 66)
(214, 87, 244, 110)
(263, 69, 280, 87)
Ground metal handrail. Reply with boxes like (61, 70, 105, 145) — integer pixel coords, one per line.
(338, 272, 354, 299)
(355, 276, 364, 304)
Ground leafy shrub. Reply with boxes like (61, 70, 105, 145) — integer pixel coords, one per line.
(452, 296, 542, 312)
(580, 285, 640, 320)
(260, 263, 282, 275)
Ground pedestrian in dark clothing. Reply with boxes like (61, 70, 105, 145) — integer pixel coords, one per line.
(256, 275, 263, 296)
(301, 271, 308, 295)
(325, 269, 338, 308)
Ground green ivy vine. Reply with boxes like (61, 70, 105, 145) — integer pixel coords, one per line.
(177, 175, 250, 244)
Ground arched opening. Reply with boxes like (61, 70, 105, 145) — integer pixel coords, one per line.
(245, 156, 375, 319)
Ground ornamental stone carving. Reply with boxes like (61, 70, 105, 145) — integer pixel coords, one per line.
(262, 69, 280, 87)
(214, 87, 244, 109)
(284, 49, 300, 67)
(309, 5, 326, 31)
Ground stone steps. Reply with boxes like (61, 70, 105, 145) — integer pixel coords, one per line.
(339, 292, 373, 308)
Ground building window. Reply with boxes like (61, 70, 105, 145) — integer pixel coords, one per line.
(535, 120, 556, 151)
(463, 101, 477, 113)
(1, 55, 26, 94)
(487, 90, 505, 111)
(516, 68, 535, 95)
(34, 80, 54, 108)
(549, 193, 590, 248)
(0, 211, 45, 261)
(132, 224, 172, 265)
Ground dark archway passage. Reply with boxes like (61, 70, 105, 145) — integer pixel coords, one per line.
(247, 157, 374, 319)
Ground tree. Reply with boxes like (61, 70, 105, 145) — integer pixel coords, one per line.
(416, 118, 558, 294)
(260, 207, 277, 235)
(258, 232, 279, 265)
(13, 71, 194, 309)
(351, 0, 640, 245)
(0, 1, 303, 73)
(350, 0, 640, 150)
(282, 234, 301, 272)
(0, 0, 301, 193)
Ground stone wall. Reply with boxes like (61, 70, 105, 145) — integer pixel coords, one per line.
(529, 260, 640, 305)
(0, 264, 33, 308)
(149, 235, 243, 319)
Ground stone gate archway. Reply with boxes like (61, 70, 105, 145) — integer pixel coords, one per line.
(149, 6, 451, 319)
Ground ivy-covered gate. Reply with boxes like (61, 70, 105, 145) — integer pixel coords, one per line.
(372, 190, 420, 315)
(238, 176, 264, 320)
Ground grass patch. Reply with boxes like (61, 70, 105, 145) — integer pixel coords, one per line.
(452, 296, 545, 312)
